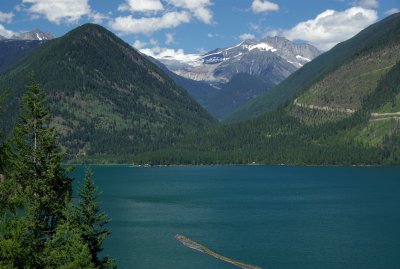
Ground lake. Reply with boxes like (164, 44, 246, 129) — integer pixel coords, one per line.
(70, 165, 400, 269)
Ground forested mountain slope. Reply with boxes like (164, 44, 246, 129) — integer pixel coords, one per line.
(228, 13, 400, 123)
(134, 14, 400, 165)
(0, 24, 215, 158)
(0, 40, 45, 73)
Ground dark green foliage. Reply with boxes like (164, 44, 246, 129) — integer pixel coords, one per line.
(0, 24, 215, 158)
(0, 79, 114, 268)
(75, 169, 114, 268)
(8, 78, 72, 229)
(228, 13, 400, 123)
(0, 90, 5, 176)
(0, 216, 29, 269)
(134, 109, 384, 166)
(134, 57, 400, 166)
(1, 79, 73, 267)
(43, 207, 95, 269)
(0, 40, 44, 74)
(363, 61, 400, 111)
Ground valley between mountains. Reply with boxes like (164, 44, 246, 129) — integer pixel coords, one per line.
(1, 13, 400, 165)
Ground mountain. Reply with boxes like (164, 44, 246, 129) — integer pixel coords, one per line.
(0, 39, 45, 73)
(12, 29, 54, 41)
(135, 13, 400, 165)
(228, 12, 400, 123)
(0, 23, 215, 160)
(0, 29, 54, 73)
(160, 37, 319, 84)
(149, 57, 270, 119)
(147, 56, 218, 110)
(206, 73, 275, 119)
(152, 37, 320, 119)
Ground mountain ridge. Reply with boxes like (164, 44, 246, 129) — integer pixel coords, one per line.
(0, 23, 215, 158)
(149, 37, 320, 119)
(132, 13, 400, 165)
(228, 12, 400, 123)
(157, 36, 320, 84)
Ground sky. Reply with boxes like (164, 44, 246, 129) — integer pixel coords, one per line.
(0, 0, 399, 59)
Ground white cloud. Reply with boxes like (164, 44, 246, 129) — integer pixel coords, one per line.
(249, 22, 262, 33)
(0, 11, 14, 23)
(239, 33, 255, 40)
(385, 8, 399, 16)
(168, 0, 213, 24)
(263, 28, 281, 38)
(354, 0, 379, 9)
(149, 38, 158, 46)
(0, 24, 16, 38)
(111, 0, 215, 36)
(109, 11, 191, 35)
(22, 0, 92, 24)
(281, 7, 378, 51)
(251, 0, 279, 14)
(207, 32, 220, 38)
(165, 33, 174, 45)
(14, 5, 22, 12)
(139, 46, 201, 66)
(197, 47, 207, 54)
(133, 40, 147, 49)
(89, 11, 109, 24)
(118, 0, 164, 13)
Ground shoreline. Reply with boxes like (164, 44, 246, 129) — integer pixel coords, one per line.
(63, 162, 398, 168)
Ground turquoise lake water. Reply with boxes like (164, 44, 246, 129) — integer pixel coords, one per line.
(71, 166, 400, 269)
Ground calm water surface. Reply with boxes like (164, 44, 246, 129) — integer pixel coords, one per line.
(71, 166, 400, 269)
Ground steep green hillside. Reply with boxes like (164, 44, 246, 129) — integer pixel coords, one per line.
(0, 40, 44, 73)
(132, 16, 400, 166)
(228, 13, 400, 123)
(0, 24, 215, 158)
(292, 44, 400, 123)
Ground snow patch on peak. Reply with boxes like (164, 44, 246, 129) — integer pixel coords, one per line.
(36, 33, 42, 40)
(243, 43, 277, 52)
(140, 47, 202, 67)
(223, 41, 245, 52)
(296, 55, 311, 62)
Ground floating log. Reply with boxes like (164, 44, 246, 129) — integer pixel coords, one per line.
(175, 234, 262, 269)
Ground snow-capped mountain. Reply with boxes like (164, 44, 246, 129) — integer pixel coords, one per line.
(155, 37, 320, 85)
(11, 29, 54, 41)
(145, 37, 320, 120)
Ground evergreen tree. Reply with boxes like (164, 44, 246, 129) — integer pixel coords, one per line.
(43, 222, 95, 269)
(76, 168, 114, 269)
(1, 78, 115, 268)
(0, 214, 29, 269)
(3, 78, 72, 267)
(43, 202, 95, 269)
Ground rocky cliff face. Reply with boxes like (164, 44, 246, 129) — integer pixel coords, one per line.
(145, 37, 320, 119)
(155, 37, 320, 86)
(18, 29, 54, 40)
(9, 29, 54, 41)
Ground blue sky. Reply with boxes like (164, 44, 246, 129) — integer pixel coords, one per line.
(0, 0, 399, 57)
